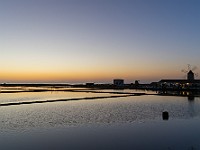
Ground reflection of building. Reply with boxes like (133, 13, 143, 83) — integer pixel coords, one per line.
(113, 79, 124, 86)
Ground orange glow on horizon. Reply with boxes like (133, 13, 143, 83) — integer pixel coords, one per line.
(0, 61, 184, 83)
(0, 67, 183, 83)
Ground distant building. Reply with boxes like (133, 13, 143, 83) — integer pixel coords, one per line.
(159, 79, 200, 84)
(135, 80, 139, 85)
(159, 70, 200, 87)
(113, 79, 124, 86)
(85, 83, 95, 86)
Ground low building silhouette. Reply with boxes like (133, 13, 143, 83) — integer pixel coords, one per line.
(113, 79, 124, 86)
(85, 83, 95, 86)
(159, 70, 200, 90)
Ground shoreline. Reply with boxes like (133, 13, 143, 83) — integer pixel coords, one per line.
(1, 83, 200, 92)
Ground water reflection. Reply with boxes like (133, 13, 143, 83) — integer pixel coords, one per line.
(1, 95, 200, 131)
(188, 95, 195, 101)
(158, 91, 200, 119)
(0, 92, 200, 149)
(188, 97, 195, 117)
(158, 90, 200, 101)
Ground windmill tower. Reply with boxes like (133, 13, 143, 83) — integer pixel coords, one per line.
(181, 64, 198, 81)
(187, 70, 194, 81)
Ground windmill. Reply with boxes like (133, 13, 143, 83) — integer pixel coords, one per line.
(181, 64, 198, 80)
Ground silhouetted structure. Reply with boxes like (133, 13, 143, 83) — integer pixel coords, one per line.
(187, 70, 194, 81)
(135, 80, 139, 84)
(162, 111, 169, 120)
(85, 83, 95, 86)
(159, 70, 200, 90)
(113, 79, 124, 86)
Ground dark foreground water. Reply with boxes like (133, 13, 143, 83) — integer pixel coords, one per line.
(0, 89, 200, 150)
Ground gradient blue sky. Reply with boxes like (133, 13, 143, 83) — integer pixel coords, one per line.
(1, 0, 200, 83)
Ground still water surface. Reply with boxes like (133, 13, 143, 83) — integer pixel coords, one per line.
(0, 89, 200, 149)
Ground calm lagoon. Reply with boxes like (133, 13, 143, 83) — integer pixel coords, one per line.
(0, 89, 200, 150)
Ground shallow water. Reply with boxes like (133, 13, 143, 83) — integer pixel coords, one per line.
(0, 89, 200, 149)
(0, 91, 115, 103)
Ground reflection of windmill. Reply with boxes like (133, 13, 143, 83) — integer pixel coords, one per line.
(181, 64, 198, 81)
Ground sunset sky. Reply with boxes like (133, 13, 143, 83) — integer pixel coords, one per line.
(1, 0, 200, 83)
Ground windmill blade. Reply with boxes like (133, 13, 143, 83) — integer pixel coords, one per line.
(181, 69, 188, 73)
(192, 66, 198, 71)
(187, 64, 191, 71)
